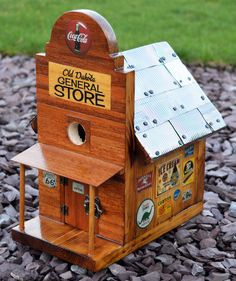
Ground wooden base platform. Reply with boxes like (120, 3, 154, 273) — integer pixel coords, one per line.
(12, 202, 203, 271)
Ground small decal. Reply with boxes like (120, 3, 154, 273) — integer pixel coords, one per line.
(157, 194, 172, 216)
(184, 145, 194, 157)
(72, 182, 85, 194)
(183, 158, 194, 185)
(137, 172, 153, 192)
(43, 172, 57, 188)
(182, 189, 192, 202)
(173, 189, 181, 201)
(137, 199, 155, 229)
(157, 157, 181, 195)
(66, 20, 92, 54)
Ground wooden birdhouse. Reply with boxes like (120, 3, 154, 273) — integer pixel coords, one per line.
(11, 10, 226, 271)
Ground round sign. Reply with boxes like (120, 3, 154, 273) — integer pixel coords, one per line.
(66, 20, 92, 54)
(174, 189, 181, 201)
(162, 172, 168, 182)
(136, 199, 155, 229)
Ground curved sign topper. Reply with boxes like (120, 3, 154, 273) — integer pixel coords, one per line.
(66, 20, 92, 54)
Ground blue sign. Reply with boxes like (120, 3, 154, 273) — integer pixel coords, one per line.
(174, 189, 181, 201)
(184, 145, 194, 157)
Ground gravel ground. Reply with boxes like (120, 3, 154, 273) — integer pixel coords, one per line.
(0, 55, 236, 281)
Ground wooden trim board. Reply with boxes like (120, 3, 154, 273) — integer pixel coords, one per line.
(12, 143, 123, 186)
(12, 202, 203, 271)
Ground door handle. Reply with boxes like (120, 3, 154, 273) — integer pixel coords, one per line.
(84, 195, 103, 218)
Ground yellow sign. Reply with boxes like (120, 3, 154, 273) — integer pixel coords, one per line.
(49, 62, 111, 109)
(182, 158, 195, 185)
(157, 157, 181, 195)
(157, 194, 172, 216)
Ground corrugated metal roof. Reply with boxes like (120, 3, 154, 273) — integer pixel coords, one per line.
(121, 42, 226, 160)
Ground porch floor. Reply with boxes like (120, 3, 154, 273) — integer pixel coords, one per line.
(12, 215, 121, 271)
(12, 202, 203, 271)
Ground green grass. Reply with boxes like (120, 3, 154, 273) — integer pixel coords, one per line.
(0, 0, 236, 64)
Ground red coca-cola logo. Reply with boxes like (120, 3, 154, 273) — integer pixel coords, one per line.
(66, 20, 91, 54)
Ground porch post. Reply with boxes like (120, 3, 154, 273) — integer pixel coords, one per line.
(19, 164, 25, 231)
(88, 184, 95, 254)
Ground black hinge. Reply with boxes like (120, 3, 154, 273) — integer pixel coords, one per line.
(60, 176, 68, 186)
(61, 205, 68, 216)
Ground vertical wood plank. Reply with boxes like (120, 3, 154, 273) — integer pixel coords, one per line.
(124, 70, 136, 243)
(196, 140, 206, 202)
(38, 171, 62, 222)
(88, 185, 95, 254)
(19, 164, 25, 231)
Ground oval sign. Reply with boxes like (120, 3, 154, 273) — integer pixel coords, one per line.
(174, 189, 181, 201)
(137, 199, 155, 229)
(66, 20, 92, 54)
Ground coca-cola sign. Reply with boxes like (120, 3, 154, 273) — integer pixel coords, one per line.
(66, 20, 91, 54)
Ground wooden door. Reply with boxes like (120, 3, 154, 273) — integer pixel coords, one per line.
(64, 179, 89, 231)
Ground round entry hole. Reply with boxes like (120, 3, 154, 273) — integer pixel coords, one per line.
(68, 123, 86, 145)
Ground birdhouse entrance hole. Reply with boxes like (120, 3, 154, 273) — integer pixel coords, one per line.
(68, 122, 86, 145)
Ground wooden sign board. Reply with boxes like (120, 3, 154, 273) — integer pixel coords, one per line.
(49, 62, 111, 109)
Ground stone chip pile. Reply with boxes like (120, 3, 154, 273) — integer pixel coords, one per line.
(0, 55, 236, 280)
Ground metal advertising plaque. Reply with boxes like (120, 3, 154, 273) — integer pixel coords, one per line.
(43, 171, 57, 188)
(66, 20, 92, 54)
(157, 194, 172, 216)
(136, 199, 155, 229)
(137, 172, 153, 192)
(157, 157, 181, 195)
(49, 62, 111, 109)
(182, 158, 195, 185)
(173, 189, 181, 201)
(184, 144, 194, 157)
(182, 189, 192, 202)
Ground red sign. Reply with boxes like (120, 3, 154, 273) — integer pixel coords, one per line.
(137, 172, 153, 192)
(66, 20, 92, 54)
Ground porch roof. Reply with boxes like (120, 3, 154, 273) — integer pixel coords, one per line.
(12, 143, 123, 187)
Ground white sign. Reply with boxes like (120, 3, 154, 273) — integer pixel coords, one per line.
(72, 182, 85, 195)
(182, 189, 192, 202)
(43, 172, 57, 188)
(137, 199, 155, 229)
